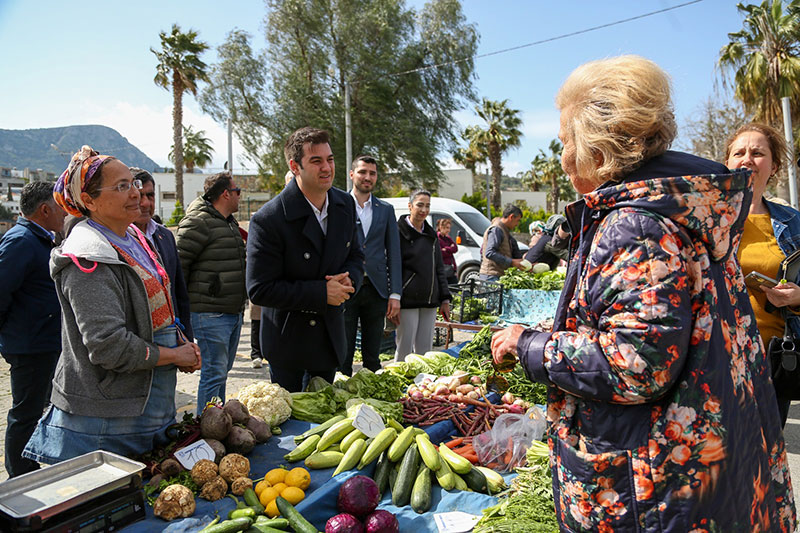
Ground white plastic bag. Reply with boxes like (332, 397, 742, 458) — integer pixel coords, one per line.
(473, 406, 546, 472)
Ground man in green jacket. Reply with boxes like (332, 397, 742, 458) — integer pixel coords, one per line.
(176, 172, 247, 413)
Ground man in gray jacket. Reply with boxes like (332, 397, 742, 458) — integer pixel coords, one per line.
(176, 172, 247, 413)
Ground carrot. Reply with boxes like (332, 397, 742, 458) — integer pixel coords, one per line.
(463, 453, 479, 464)
(444, 438, 464, 449)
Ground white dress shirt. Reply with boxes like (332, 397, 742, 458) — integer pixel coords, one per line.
(306, 193, 329, 235)
(351, 191, 373, 237)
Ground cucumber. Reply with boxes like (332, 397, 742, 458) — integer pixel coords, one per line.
(387, 426, 416, 462)
(333, 437, 367, 476)
(317, 417, 355, 451)
(284, 434, 321, 462)
(275, 496, 317, 533)
(254, 517, 290, 529)
(357, 427, 397, 469)
(228, 507, 257, 520)
(434, 456, 455, 490)
(242, 488, 265, 514)
(304, 450, 344, 469)
(246, 526, 287, 533)
(415, 434, 441, 471)
(410, 464, 432, 514)
(294, 415, 345, 443)
(201, 517, 253, 533)
(339, 429, 367, 453)
(392, 443, 420, 507)
(372, 451, 392, 495)
(463, 466, 488, 493)
(438, 441, 472, 474)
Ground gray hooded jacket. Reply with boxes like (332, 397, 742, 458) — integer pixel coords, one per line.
(49, 220, 161, 417)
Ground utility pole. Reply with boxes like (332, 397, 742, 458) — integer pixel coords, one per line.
(485, 167, 491, 220)
(782, 97, 798, 210)
(227, 118, 233, 175)
(345, 81, 353, 192)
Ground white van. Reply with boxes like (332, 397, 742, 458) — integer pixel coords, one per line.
(381, 197, 528, 283)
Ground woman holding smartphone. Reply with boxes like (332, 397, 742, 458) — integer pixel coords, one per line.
(727, 123, 800, 426)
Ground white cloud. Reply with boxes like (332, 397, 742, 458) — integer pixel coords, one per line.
(79, 101, 251, 172)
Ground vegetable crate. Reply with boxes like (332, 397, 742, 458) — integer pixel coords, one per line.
(434, 280, 503, 345)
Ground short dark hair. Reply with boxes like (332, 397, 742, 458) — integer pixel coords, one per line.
(203, 172, 233, 203)
(502, 205, 522, 219)
(129, 167, 154, 188)
(20, 181, 56, 217)
(351, 155, 377, 170)
(284, 127, 330, 168)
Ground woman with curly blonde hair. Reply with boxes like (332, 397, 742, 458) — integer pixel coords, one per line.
(491, 56, 795, 531)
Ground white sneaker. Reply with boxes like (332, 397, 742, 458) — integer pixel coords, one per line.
(251, 358, 263, 369)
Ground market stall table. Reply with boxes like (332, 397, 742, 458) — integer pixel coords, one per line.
(124, 419, 509, 532)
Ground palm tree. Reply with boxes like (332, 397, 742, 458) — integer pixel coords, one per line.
(464, 99, 523, 210)
(526, 140, 573, 214)
(170, 125, 215, 172)
(152, 24, 209, 206)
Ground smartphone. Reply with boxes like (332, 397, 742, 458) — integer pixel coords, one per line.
(744, 271, 778, 291)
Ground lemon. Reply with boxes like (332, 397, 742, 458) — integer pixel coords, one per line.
(265, 499, 281, 518)
(285, 467, 311, 490)
(271, 482, 288, 494)
(265, 468, 288, 486)
(280, 486, 305, 505)
(254, 479, 271, 497)
(258, 486, 280, 507)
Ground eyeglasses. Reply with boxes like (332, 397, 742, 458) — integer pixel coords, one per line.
(97, 179, 143, 194)
(227, 187, 241, 195)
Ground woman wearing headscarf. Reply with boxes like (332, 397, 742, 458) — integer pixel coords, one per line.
(491, 57, 795, 531)
(726, 123, 800, 427)
(23, 146, 201, 464)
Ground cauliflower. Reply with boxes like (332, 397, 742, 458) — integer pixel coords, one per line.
(237, 381, 292, 426)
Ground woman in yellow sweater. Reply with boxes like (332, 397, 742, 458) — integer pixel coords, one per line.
(728, 123, 799, 426)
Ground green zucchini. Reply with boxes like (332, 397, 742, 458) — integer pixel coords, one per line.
(392, 443, 420, 507)
(284, 434, 321, 462)
(434, 456, 455, 490)
(274, 496, 317, 533)
(339, 428, 367, 453)
(372, 451, 393, 495)
(410, 464, 432, 514)
(317, 417, 355, 451)
(452, 472, 468, 491)
(304, 450, 344, 469)
(254, 516, 290, 529)
(294, 415, 345, 443)
(387, 426, 416, 462)
(357, 427, 397, 469)
(333, 437, 367, 476)
(242, 489, 265, 514)
(388, 464, 399, 498)
(200, 517, 253, 533)
(228, 507, 257, 520)
(463, 466, 488, 493)
(386, 417, 404, 432)
(246, 526, 287, 533)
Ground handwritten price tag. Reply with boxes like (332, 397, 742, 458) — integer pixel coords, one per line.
(434, 511, 481, 533)
(174, 439, 217, 470)
(352, 404, 385, 438)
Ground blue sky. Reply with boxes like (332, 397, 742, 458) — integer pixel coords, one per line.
(0, 0, 746, 176)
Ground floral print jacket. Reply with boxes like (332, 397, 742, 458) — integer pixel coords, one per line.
(518, 151, 795, 532)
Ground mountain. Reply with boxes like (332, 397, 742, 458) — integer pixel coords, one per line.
(0, 125, 161, 175)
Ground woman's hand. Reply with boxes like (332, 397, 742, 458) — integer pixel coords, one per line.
(491, 324, 526, 366)
(763, 281, 800, 309)
(440, 301, 451, 322)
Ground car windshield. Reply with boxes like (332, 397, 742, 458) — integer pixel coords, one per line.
(456, 211, 491, 236)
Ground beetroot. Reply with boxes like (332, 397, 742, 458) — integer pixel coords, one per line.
(363, 510, 399, 533)
(325, 513, 364, 533)
(223, 399, 250, 425)
(200, 405, 232, 441)
(225, 426, 256, 455)
(245, 414, 272, 443)
(337, 475, 380, 518)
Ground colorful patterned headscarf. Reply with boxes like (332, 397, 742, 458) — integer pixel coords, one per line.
(53, 145, 115, 217)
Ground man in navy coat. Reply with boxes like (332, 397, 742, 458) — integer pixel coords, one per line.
(0, 181, 66, 477)
(342, 155, 401, 375)
(246, 127, 364, 391)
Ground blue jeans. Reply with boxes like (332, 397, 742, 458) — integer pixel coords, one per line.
(193, 311, 243, 413)
(2, 351, 59, 477)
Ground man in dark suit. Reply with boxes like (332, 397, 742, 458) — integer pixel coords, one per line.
(246, 127, 364, 391)
(130, 168, 193, 340)
(342, 155, 401, 375)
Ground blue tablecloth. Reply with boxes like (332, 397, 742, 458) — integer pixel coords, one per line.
(128, 419, 505, 532)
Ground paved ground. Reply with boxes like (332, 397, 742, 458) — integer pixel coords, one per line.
(4, 318, 800, 501)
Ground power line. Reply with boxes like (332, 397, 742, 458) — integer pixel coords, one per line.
(371, 0, 704, 82)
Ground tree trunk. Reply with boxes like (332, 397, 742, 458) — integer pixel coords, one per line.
(489, 141, 502, 211)
(172, 70, 185, 207)
(549, 173, 559, 214)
